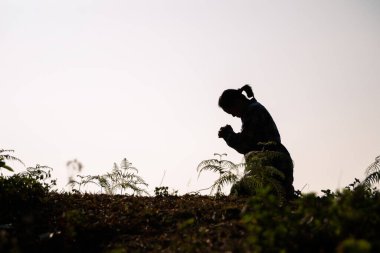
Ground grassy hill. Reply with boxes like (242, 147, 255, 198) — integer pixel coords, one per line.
(1, 152, 380, 252)
(1, 181, 379, 253)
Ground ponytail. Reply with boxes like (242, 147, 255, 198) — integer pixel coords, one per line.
(238, 84, 254, 99)
(218, 84, 256, 109)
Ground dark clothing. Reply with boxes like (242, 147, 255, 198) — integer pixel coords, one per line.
(224, 100, 282, 154)
(223, 100, 294, 199)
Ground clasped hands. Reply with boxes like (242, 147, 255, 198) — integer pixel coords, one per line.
(218, 124, 234, 138)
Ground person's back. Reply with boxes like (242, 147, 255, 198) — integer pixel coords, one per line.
(240, 100, 282, 152)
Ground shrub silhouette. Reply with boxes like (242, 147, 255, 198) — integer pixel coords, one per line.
(0, 172, 50, 223)
(231, 150, 286, 200)
(20, 164, 56, 189)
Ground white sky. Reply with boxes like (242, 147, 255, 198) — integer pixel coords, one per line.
(1, 0, 379, 194)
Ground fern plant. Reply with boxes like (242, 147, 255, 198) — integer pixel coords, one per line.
(104, 158, 148, 195)
(0, 149, 24, 172)
(197, 150, 287, 198)
(363, 155, 380, 187)
(197, 153, 244, 195)
(68, 158, 148, 195)
(68, 175, 99, 193)
(237, 150, 286, 199)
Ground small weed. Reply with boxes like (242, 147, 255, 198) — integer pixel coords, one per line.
(154, 186, 178, 197)
(155, 186, 169, 197)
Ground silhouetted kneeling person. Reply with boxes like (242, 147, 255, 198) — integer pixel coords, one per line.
(218, 85, 294, 199)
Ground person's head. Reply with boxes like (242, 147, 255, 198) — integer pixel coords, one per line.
(218, 84, 256, 117)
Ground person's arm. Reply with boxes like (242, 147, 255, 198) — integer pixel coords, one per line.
(223, 130, 252, 154)
(220, 103, 282, 154)
(219, 116, 258, 154)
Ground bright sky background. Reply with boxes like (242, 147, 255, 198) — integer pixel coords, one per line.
(1, 0, 379, 195)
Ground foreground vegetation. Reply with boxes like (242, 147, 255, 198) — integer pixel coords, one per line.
(1, 150, 380, 252)
(1, 178, 379, 252)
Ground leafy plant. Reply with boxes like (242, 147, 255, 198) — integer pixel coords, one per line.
(197, 153, 244, 195)
(239, 179, 379, 253)
(0, 173, 50, 223)
(197, 145, 292, 199)
(363, 155, 380, 187)
(101, 158, 148, 195)
(235, 150, 286, 199)
(68, 175, 99, 193)
(0, 150, 55, 224)
(0, 149, 24, 172)
(68, 158, 148, 195)
(20, 164, 57, 189)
